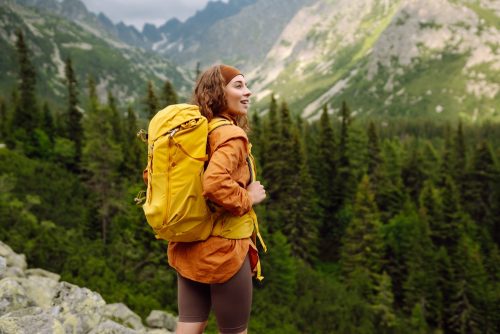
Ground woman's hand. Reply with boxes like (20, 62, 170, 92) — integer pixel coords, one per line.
(247, 181, 266, 205)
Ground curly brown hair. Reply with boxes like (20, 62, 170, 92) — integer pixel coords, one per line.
(192, 65, 249, 132)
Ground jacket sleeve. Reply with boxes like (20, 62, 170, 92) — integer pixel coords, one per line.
(202, 136, 252, 217)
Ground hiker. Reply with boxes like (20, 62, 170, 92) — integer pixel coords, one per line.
(168, 64, 267, 334)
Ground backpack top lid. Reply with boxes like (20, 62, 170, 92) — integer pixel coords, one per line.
(148, 104, 202, 143)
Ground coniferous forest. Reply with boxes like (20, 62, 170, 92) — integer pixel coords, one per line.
(1, 30, 500, 334)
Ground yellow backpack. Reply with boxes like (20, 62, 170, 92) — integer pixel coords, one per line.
(142, 104, 231, 242)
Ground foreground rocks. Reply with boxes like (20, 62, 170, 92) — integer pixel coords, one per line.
(0, 241, 177, 334)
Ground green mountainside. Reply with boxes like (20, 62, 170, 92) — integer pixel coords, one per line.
(1, 0, 498, 123)
(248, 0, 500, 122)
(0, 1, 191, 110)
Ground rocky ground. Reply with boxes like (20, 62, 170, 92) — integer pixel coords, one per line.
(0, 241, 177, 334)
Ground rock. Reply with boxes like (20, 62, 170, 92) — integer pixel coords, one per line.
(51, 282, 106, 333)
(0, 256, 6, 276)
(0, 240, 178, 334)
(25, 268, 61, 282)
(0, 278, 31, 314)
(146, 310, 177, 332)
(0, 306, 65, 334)
(103, 303, 145, 331)
(20, 275, 60, 308)
(88, 320, 142, 334)
(0, 242, 27, 272)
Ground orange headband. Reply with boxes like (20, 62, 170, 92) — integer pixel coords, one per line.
(220, 64, 243, 85)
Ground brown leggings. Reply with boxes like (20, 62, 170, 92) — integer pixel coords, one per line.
(177, 256, 252, 334)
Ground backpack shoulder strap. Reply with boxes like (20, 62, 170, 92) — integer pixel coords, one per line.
(208, 117, 233, 134)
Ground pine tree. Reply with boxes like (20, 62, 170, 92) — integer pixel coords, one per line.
(282, 127, 319, 262)
(12, 29, 38, 132)
(122, 106, 145, 180)
(160, 80, 178, 108)
(332, 101, 355, 211)
(454, 121, 467, 197)
(377, 140, 405, 222)
(372, 271, 397, 331)
(107, 90, 123, 144)
(463, 141, 497, 245)
(402, 140, 426, 203)
(41, 102, 55, 142)
(262, 94, 282, 232)
(145, 81, 158, 120)
(367, 121, 382, 181)
(82, 79, 123, 244)
(249, 111, 263, 168)
(316, 105, 337, 259)
(419, 180, 445, 248)
(255, 231, 297, 326)
(12, 29, 40, 156)
(0, 98, 7, 141)
(64, 56, 83, 167)
(341, 175, 384, 279)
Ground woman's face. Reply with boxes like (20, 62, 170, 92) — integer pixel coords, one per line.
(224, 75, 252, 115)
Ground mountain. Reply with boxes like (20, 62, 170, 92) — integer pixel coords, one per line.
(3, 0, 499, 122)
(142, 0, 313, 70)
(0, 0, 191, 109)
(247, 0, 500, 122)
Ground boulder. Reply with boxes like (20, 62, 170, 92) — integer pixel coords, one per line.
(0, 307, 65, 334)
(51, 282, 106, 333)
(20, 275, 60, 308)
(25, 268, 61, 282)
(0, 278, 31, 314)
(88, 320, 143, 334)
(102, 303, 145, 331)
(146, 310, 177, 332)
(0, 242, 27, 273)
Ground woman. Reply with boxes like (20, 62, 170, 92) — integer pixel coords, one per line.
(168, 64, 267, 334)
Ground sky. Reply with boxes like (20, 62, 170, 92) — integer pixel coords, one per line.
(80, 0, 226, 30)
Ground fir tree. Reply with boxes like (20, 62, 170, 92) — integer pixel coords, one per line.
(341, 175, 384, 280)
(145, 81, 158, 120)
(107, 90, 123, 144)
(367, 121, 382, 180)
(376, 140, 405, 222)
(160, 80, 178, 108)
(262, 94, 282, 232)
(463, 141, 497, 245)
(12, 29, 40, 156)
(372, 271, 397, 331)
(332, 101, 355, 211)
(12, 29, 38, 132)
(122, 106, 145, 180)
(41, 102, 55, 142)
(454, 121, 467, 197)
(65, 56, 83, 167)
(316, 105, 337, 259)
(249, 111, 263, 168)
(402, 139, 426, 203)
(0, 98, 7, 140)
(82, 79, 123, 244)
(282, 127, 319, 263)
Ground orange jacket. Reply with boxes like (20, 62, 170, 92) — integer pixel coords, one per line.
(167, 123, 258, 283)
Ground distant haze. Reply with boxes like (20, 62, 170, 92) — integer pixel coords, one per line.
(80, 0, 228, 29)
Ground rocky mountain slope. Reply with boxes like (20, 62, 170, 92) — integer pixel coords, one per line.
(3, 0, 499, 122)
(0, 240, 176, 334)
(247, 0, 500, 121)
(0, 0, 191, 108)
